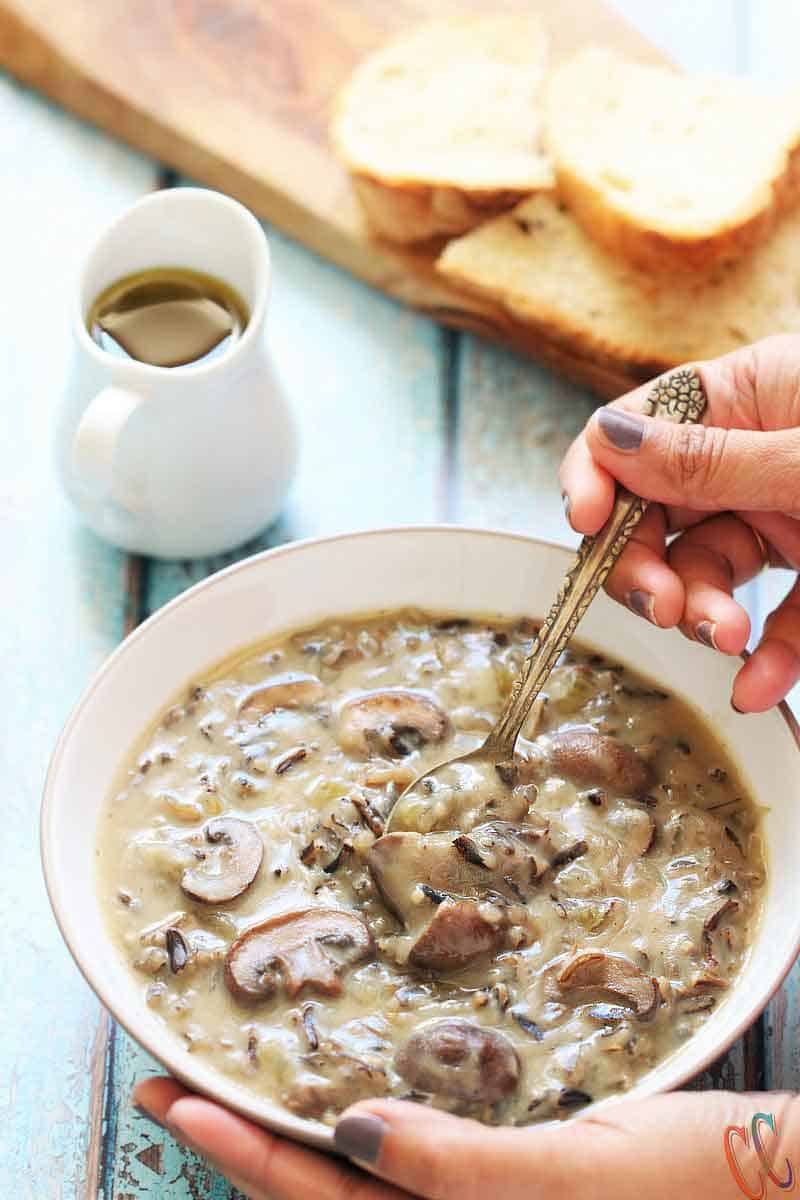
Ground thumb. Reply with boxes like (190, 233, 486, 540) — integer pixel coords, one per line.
(585, 406, 800, 514)
(333, 1099, 574, 1200)
(337, 1091, 800, 1200)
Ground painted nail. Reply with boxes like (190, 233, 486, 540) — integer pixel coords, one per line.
(626, 589, 656, 623)
(334, 1113, 386, 1165)
(695, 620, 718, 649)
(597, 409, 645, 451)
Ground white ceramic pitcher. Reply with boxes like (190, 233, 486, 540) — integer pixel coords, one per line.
(56, 188, 299, 559)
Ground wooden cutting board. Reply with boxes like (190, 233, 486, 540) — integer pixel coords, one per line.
(0, 0, 669, 398)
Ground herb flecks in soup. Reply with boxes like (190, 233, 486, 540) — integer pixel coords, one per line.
(98, 612, 763, 1126)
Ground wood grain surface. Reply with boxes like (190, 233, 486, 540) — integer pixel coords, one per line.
(0, 0, 673, 398)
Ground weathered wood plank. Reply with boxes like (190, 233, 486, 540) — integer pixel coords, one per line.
(103, 213, 447, 1197)
(452, 339, 592, 543)
(0, 76, 156, 1198)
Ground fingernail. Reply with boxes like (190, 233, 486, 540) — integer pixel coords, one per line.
(695, 620, 718, 649)
(598, 409, 644, 451)
(133, 1102, 165, 1131)
(731, 697, 745, 715)
(334, 1113, 386, 1164)
(626, 589, 656, 623)
(562, 491, 572, 523)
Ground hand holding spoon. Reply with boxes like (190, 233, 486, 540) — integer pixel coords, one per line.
(386, 369, 707, 835)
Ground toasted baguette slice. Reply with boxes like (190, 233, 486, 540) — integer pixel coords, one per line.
(332, 18, 553, 243)
(544, 48, 800, 272)
(437, 192, 800, 372)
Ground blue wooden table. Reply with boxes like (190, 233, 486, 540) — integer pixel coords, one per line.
(3, 3, 799, 1195)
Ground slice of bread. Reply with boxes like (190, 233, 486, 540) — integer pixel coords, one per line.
(437, 192, 800, 373)
(544, 47, 800, 272)
(332, 18, 554, 243)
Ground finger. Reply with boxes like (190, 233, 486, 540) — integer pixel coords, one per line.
(586, 399, 800, 513)
(335, 1100, 579, 1200)
(165, 1095, 409, 1200)
(562, 334, 800, 531)
(602, 504, 685, 628)
(734, 577, 800, 712)
(559, 429, 617, 535)
(664, 506, 711, 533)
(739, 510, 800, 570)
(667, 515, 762, 654)
(335, 1091, 800, 1200)
(133, 1082, 276, 1199)
(133, 1076, 191, 1123)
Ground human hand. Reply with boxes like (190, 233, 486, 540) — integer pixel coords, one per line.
(134, 1076, 800, 1200)
(559, 334, 800, 712)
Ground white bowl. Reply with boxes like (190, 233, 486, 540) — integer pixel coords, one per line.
(42, 527, 800, 1151)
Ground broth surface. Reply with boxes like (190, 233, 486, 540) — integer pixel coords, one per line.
(97, 611, 764, 1125)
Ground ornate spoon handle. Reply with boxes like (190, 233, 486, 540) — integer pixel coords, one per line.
(483, 368, 707, 756)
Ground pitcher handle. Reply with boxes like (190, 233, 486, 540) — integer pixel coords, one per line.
(71, 386, 146, 513)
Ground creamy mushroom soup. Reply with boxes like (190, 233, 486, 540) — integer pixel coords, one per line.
(97, 611, 764, 1125)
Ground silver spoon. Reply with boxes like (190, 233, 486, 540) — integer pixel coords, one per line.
(386, 368, 707, 834)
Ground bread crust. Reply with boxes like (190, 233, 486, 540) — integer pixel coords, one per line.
(544, 48, 800, 272)
(436, 193, 800, 371)
(332, 17, 553, 243)
(351, 174, 531, 244)
(552, 138, 800, 273)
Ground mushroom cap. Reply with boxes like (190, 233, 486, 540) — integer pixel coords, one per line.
(408, 899, 501, 971)
(239, 672, 324, 717)
(225, 908, 373, 1002)
(368, 823, 548, 927)
(181, 818, 264, 904)
(606, 805, 656, 858)
(557, 951, 658, 1017)
(395, 1019, 520, 1104)
(524, 728, 652, 795)
(369, 823, 554, 973)
(337, 688, 449, 758)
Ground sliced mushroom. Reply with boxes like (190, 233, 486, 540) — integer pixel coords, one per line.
(370, 822, 555, 972)
(557, 951, 658, 1017)
(520, 728, 652, 795)
(606, 805, 657, 857)
(181, 818, 263, 903)
(679, 969, 729, 997)
(225, 908, 373, 1002)
(703, 896, 739, 932)
(408, 899, 501, 972)
(239, 672, 324, 717)
(368, 821, 551, 925)
(395, 1019, 520, 1104)
(337, 689, 449, 758)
